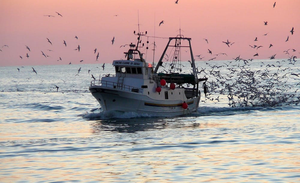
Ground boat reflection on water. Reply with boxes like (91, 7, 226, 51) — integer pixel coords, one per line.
(90, 117, 202, 133)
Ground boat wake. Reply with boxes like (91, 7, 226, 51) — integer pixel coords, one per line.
(82, 109, 156, 120)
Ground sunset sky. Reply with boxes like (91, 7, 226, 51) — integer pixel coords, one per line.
(0, 0, 299, 67)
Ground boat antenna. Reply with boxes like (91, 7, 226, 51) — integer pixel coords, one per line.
(137, 10, 140, 33)
(152, 13, 156, 67)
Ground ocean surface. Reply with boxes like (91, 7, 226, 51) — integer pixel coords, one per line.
(1, 59, 300, 182)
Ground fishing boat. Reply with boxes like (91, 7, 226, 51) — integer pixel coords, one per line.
(89, 30, 207, 117)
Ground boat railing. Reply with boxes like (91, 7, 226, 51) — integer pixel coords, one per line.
(90, 80, 143, 94)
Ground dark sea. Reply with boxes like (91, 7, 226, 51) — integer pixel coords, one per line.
(1, 59, 300, 182)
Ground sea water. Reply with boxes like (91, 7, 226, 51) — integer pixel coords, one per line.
(0, 59, 300, 182)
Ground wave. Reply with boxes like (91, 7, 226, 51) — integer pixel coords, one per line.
(25, 103, 64, 111)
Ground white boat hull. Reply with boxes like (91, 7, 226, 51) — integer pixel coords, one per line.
(89, 86, 200, 117)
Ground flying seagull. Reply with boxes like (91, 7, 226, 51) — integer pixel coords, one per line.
(204, 38, 209, 44)
(26, 45, 31, 51)
(270, 54, 276, 59)
(32, 67, 37, 74)
(75, 45, 80, 52)
(285, 36, 289, 42)
(96, 52, 99, 61)
(63, 40, 67, 47)
(44, 15, 55, 17)
(112, 37, 115, 45)
(54, 85, 59, 92)
(47, 38, 52, 45)
(159, 20, 164, 26)
(273, 2, 276, 8)
(290, 27, 294, 35)
(56, 12, 63, 17)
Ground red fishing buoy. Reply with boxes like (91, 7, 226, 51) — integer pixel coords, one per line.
(160, 79, 166, 86)
(182, 102, 188, 109)
(170, 83, 175, 90)
(156, 86, 161, 92)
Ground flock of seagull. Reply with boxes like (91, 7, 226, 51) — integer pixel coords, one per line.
(1, 2, 299, 108)
(196, 57, 300, 107)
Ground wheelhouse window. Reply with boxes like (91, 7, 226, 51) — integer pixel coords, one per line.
(116, 66, 143, 74)
(116, 66, 126, 73)
(132, 67, 137, 74)
(137, 68, 142, 74)
(126, 67, 131, 74)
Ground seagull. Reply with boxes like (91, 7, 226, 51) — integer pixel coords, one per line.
(222, 39, 234, 47)
(254, 53, 259, 57)
(26, 53, 29, 58)
(94, 48, 97, 54)
(208, 49, 212, 54)
(32, 67, 37, 74)
(44, 15, 55, 17)
(102, 63, 105, 70)
(175, 0, 179, 3)
(159, 20, 164, 26)
(270, 54, 276, 59)
(254, 37, 258, 41)
(41, 51, 47, 58)
(75, 36, 78, 39)
(19, 56, 23, 59)
(17, 68, 20, 72)
(91, 74, 96, 80)
(264, 21, 268, 25)
(120, 44, 128, 48)
(204, 38, 209, 44)
(96, 52, 99, 61)
(75, 45, 80, 51)
(55, 12, 63, 17)
(285, 36, 289, 42)
(290, 27, 294, 35)
(256, 45, 263, 49)
(47, 38, 52, 45)
(75, 67, 81, 76)
(80, 59, 84, 62)
(111, 37, 115, 45)
(273, 2, 276, 8)
(26, 45, 31, 51)
(63, 40, 67, 47)
(196, 54, 204, 60)
(54, 85, 59, 92)
(269, 44, 273, 48)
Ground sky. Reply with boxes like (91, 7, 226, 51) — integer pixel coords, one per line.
(0, 0, 299, 67)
